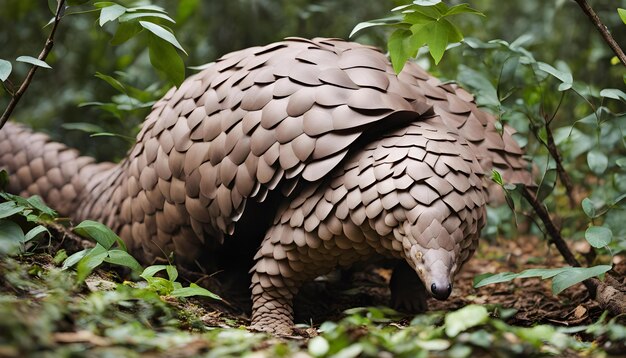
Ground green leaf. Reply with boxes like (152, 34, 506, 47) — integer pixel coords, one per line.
(16, 56, 52, 69)
(26, 195, 56, 217)
(170, 283, 222, 300)
(413, 0, 441, 6)
(444, 4, 485, 17)
(141, 264, 168, 279)
(581, 198, 596, 218)
(474, 267, 572, 287)
(618, 8, 626, 24)
(388, 28, 413, 74)
(349, 16, 402, 38)
(585, 226, 613, 248)
(95, 72, 126, 93)
(73, 220, 120, 250)
(587, 150, 608, 175)
(53, 249, 68, 265)
(409, 19, 457, 65)
(409, 3, 445, 19)
(0, 59, 12, 82)
(473, 272, 519, 287)
(119, 12, 175, 23)
(110, 21, 143, 45)
(613, 193, 626, 206)
(444, 305, 489, 337)
(0, 202, 22, 219)
(552, 265, 612, 295)
(145, 276, 175, 294)
(456, 65, 500, 106)
(166, 265, 178, 281)
(0, 219, 25, 255)
(139, 21, 187, 55)
(76, 244, 108, 282)
(427, 20, 449, 64)
(491, 169, 503, 186)
(127, 5, 166, 13)
(24, 225, 49, 242)
(105, 249, 143, 272)
(147, 35, 185, 85)
(94, 2, 119, 9)
(617, 158, 626, 168)
(536, 62, 572, 87)
(611, 56, 620, 65)
(308, 336, 330, 357)
(599, 88, 626, 102)
(62, 248, 90, 269)
(61, 122, 106, 134)
(99, 3, 126, 26)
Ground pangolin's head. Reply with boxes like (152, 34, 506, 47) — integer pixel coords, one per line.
(406, 244, 457, 300)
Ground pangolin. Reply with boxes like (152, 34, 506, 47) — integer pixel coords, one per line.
(0, 37, 531, 334)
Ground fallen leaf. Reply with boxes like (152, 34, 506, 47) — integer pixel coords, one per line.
(573, 305, 587, 319)
(53, 330, 109, 346)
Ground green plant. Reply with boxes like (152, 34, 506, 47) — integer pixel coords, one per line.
(62, 220, 142, 281)
(351, 0, 484, 71)
(139, 264, 221, 299)
(460, 36, 625, 297)
(0, 171, 56, 256)
(61, 219, 221, 300)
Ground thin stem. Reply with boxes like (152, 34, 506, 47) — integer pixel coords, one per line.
(520, 187, 580, 267)
(544, 120, 576, 208)
(574, 0, 626, 67)
(0, 0, 66, 130)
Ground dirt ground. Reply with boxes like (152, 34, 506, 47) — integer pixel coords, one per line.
(195, 235, 625, 332)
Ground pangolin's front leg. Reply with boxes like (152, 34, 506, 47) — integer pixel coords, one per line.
(249, 223, 338, 335)
(390, 261, 429, 313)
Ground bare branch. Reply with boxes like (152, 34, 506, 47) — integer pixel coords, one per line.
(521, 187, 626, 315)
(544, 121, 577, 208)
(574, 0, 626, 67)
(520, 187, 580, 267)
(0, 0, 67, 130)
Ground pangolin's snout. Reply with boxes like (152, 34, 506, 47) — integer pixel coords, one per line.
(430, 282, 452, 300)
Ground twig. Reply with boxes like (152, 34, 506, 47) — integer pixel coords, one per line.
(544, 122, 576, 208)
(0, 0, 66, 130)
(520, 187, 580, 268)
(521, 187, 626, 315)
(574, 0, 626, 67)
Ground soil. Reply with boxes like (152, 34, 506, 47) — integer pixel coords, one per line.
(192, 235, 625, 331)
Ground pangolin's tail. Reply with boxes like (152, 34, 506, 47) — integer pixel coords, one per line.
(0, 121, 115, 219)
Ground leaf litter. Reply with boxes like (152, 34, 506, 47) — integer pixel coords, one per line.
(0, 234, 624, 357)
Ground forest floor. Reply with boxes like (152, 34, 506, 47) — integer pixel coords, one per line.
(0, 232, 625, 357)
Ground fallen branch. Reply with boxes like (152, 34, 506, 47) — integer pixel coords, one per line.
(521, 187, 626, 315)
(574, 0, 626, 67)
(0, 0, 66, 130)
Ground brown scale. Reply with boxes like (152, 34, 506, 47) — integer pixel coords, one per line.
(0, 37, 533, 335)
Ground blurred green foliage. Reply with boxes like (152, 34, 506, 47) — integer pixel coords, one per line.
(0, 0, 394, 161)
(2, 253, 622, 356)
(1, 0, 624, 159)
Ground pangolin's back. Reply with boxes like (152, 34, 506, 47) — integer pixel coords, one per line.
(65, 38, 527, 264)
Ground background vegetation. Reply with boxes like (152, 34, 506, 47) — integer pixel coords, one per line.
(3, 1, 621, 161)
(0, 0, 625, 356)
